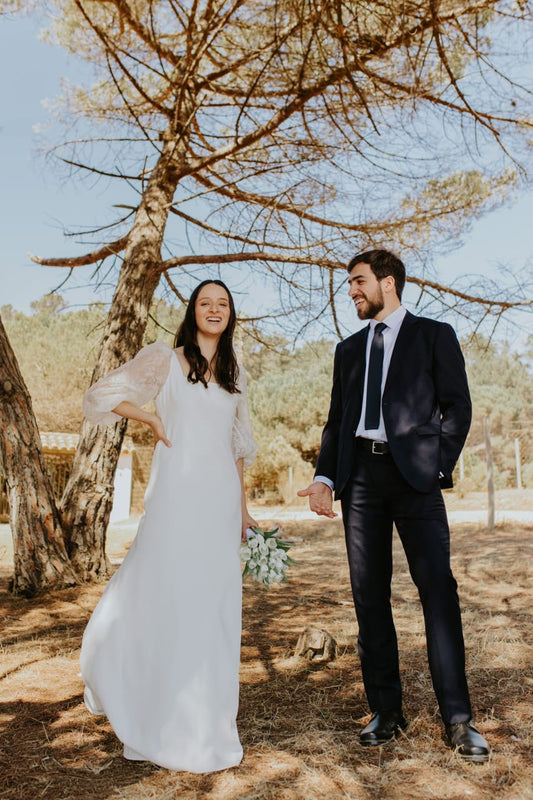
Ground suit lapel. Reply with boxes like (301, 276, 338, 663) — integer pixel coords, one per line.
(343, 327, 369, 424)
(384, 311, 419, 394)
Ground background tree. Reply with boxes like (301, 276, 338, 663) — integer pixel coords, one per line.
(0, 297, 182, 436)
(1, 299, 105, 433)
(1, 0, 532, 591)
(245, 332, 533, 498)
(4, 300, 532, 505)
(462, 335, 533, 489)
(0, 314, 78, 594)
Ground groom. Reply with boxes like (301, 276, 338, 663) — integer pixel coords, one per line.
(299, 249, 490, 762)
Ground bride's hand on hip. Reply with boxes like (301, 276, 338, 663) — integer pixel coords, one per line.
(149, 415, 172, 448)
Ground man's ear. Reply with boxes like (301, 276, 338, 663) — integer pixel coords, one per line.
(383, 275, 396, 296)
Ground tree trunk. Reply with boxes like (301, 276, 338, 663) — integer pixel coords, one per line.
(60, 136, 189, 579)
(0, 316, 78, 595)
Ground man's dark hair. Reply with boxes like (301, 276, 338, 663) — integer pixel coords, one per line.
(347, 249, 406, 300)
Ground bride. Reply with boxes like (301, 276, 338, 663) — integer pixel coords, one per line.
(80, 279, 257, 772)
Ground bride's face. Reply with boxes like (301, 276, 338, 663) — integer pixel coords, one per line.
(195, 284, 231, 337)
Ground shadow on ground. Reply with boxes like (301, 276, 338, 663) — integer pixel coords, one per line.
(0, 519, 531, 799)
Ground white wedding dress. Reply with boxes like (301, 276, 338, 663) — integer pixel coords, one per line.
(80, 341, 257, 772)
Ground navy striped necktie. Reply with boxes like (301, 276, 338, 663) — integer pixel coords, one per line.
(365, 322, 387, 430)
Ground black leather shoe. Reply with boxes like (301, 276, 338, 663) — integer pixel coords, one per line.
(359, 710, 408, 746)
(445, 721, 490, 763)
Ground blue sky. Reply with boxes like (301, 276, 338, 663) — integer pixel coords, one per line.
(1, 13, 532, 343)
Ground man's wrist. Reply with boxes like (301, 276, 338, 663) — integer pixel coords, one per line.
(314, 475, 334, 492)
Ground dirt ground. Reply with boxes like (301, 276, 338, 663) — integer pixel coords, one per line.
(0, 517, 532, 800)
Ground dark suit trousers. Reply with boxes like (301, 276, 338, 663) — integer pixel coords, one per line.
(341, 448, 472, 725)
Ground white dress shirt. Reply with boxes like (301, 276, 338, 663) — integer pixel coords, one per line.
(315, 305, 407, 492)
(355, 304, 406, 441)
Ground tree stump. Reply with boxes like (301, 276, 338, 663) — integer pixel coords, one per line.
(295, 626, 337, 662)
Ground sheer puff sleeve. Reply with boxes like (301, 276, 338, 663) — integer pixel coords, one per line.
(83, 341, 173, 426)
(232, 366, 258, 467)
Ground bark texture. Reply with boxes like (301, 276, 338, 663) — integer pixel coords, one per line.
(59, 135, 190, 579)
(0, 316, 78, 595)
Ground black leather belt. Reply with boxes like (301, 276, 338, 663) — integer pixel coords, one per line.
(355, 437, 390, 455)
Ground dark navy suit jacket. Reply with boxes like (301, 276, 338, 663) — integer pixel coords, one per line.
(315, 311, 472, 498)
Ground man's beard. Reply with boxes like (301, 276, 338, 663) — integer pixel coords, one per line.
(356, 288, 385, 320)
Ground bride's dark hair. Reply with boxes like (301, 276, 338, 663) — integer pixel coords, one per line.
(174, 279, 240, 393)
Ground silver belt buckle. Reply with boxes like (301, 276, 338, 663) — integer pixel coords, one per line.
(372, 441, 385, 455)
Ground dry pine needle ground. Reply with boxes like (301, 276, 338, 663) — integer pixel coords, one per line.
(0, 518, 532, 800)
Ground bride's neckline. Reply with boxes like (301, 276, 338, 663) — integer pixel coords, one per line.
(172, 347, 220, 386)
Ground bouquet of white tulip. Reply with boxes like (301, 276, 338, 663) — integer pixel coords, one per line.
(241, 525, 295, 586)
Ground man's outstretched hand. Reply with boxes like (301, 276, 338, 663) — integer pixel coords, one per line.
(297, 481, 338, 518)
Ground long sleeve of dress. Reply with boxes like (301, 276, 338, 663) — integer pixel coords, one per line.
(83, 341, 173, 426)
(232, 366, 257, 467)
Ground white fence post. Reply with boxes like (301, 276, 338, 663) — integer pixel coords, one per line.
(483, 418, 495, 531)
(514, 438, 523, 491)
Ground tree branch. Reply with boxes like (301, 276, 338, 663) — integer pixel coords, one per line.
(161, 250, 533, 313)
(29, 236, 129, 268)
